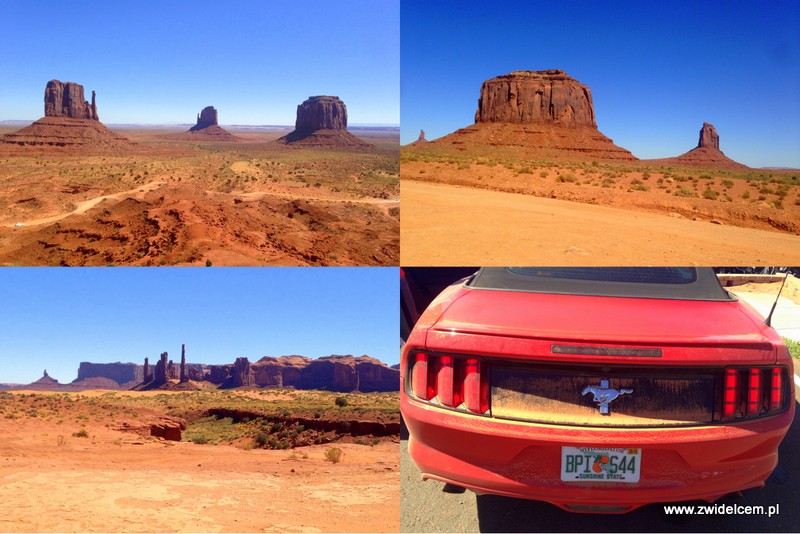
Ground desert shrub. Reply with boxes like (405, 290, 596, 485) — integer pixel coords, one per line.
(314, 411, 322, 419)
(556, 173, 577, 183)
(741, 190, 751, 199)
(760, 186, 776, 195)
(703, 188, 719, 200)
(785, 338, 800, 359)
(335, 396, 349, 408)
(540, 170, 549, 178)
(190, 435, 209, 444)
(72, 429, 89, 438)
(674, 187, 696, 198)
(205, 259, 212, 267)
(642, 171, 651, 180)
(255, 432, 270, 448)
(325, 447, 344, 464)
(722, 179, 734, 188)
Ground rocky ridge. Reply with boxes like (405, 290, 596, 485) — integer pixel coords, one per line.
(9, 352, 398, 392)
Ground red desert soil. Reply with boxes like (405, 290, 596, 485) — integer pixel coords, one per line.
(0, 127, 398, 266)
(400, 180, 800, 266)
(0, 390, 398, 532)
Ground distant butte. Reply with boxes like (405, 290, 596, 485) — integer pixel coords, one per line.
(421, 70, 637, 161)
(181, 105, 238, 140)
(277, 96, 371, 149)
(0, 80, 132, 148)
(407, 129, 429, 146)
(648, 122, 749, 169)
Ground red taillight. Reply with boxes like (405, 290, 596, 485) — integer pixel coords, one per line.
(723, 368, 739, 419)
(746, 368, 762, 416)
(436, 356, 461, 407)
(463, 357, 489, 414)
(408, 353, 489, 415)
(722, 366, 787, 421)
(411, 352, 434, 400)
(769, 367, 783, 413)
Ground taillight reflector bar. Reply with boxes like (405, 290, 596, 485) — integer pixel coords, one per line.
(408, 352, 490, 415)
(721, 366, 788, 421)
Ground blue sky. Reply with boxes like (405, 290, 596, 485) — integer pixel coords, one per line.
(0, 0, 399, 125)
(401, 0, 800, 168)
(0, 267, 399, 384)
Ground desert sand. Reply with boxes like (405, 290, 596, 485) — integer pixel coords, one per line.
(0, 127, 399, 266)
(0, 389, 399, 532)
(401, 179, 800, 265)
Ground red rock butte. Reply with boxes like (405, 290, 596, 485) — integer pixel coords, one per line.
(278, 95, 371, 149)
(180, 105, 238, 141)
(424, 69, 636, 161)
(649, 122, 749, 169)
(406, 129, 429, 146)
(1, 79, 132, 148)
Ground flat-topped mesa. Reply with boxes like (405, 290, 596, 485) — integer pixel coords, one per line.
(278, 95, 371, 148)
(191, 106, 219, 131)
(44, 80, 98, 121)
(295, 95, 348, 132)
(475, 70, 596, 128)
(698, 122, 720, 150)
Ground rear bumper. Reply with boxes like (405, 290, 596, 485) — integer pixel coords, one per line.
(402, 395, 794, 513)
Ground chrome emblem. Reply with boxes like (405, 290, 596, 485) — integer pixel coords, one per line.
(582, 379, 633, 415)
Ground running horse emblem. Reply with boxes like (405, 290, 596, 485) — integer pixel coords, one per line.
(582, 379, 633, 415)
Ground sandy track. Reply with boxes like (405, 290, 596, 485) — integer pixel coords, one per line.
(5, 181, 398, 229)
(0, 419, 398, 533)
(401, 181, 800, 265)
(3, 181, 166, 228)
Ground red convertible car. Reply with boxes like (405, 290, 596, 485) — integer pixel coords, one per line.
(400, 267, 795, 513)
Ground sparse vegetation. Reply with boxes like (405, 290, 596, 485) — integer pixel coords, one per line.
(325, 447, 344, 463)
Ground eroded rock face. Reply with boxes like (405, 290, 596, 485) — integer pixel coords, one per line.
(77, 362, 142, 386)
(180, 344, 187, 382)
(295, 96, 348, 132)
(154, 352, 168, 385)
(233, 357, 254, 387)
(475, 70, 596, 127)
(191, 106, 218, 130)
(698, 122, 720, 150)
(44, 80, 98, 121)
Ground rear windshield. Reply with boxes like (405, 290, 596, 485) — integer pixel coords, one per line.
(468, 267, 733, 301)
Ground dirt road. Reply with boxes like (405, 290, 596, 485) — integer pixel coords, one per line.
(401, 181, 800, 265)
(2, 181, 166, 228)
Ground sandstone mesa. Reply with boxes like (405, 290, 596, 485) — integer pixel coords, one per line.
(1, 80, 132, 148)
(278, 95, 372, 149)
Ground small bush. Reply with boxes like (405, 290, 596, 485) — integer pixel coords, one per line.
(557, 173, 578, 183)
(325, 447, 344, 463)
(72, 429, 89, 438)
(785, 338, 800, 359)
(335, 396, 349, 408)
(703, 188, 719, 200)
(741, 190, 751, 199)
(205, 259, 212, 267)
(255, 432, 270, 448)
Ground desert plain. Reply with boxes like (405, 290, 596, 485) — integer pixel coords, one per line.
(0, 388, 399, 532)
(0, 125, 399, 266)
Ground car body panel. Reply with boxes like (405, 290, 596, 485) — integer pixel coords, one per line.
(400, 270, 795, 513)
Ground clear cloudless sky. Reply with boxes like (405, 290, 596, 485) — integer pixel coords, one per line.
(0, 0, 399, 125)
(0, 267, 399, 384)
(401, 0, 800, 168)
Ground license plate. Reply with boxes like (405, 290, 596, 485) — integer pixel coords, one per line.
(561, 447, 641, 483)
